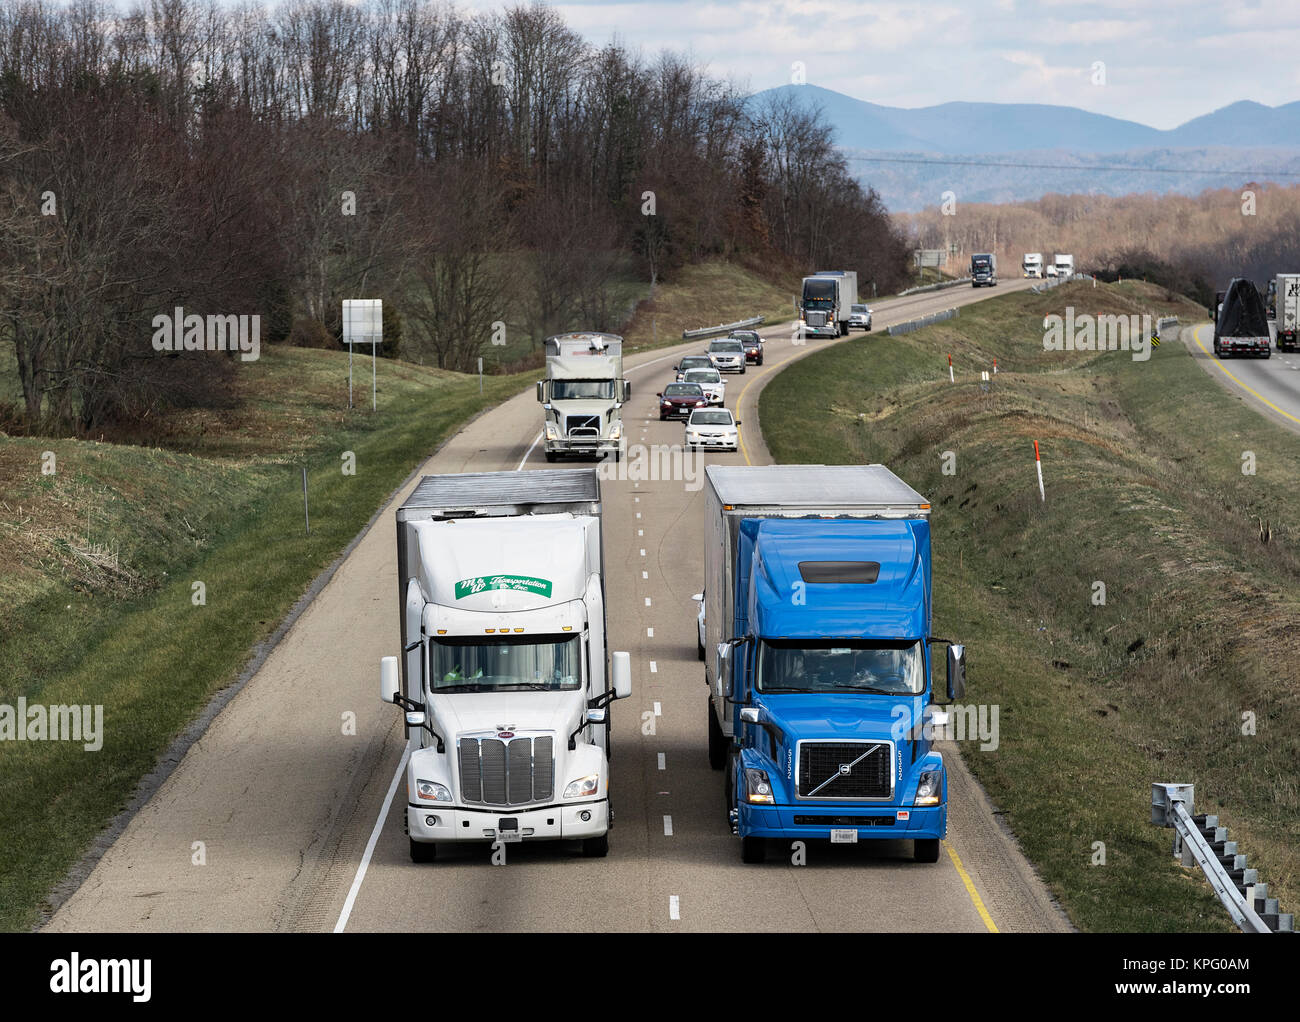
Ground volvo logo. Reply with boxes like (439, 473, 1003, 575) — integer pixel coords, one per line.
(838, 763, 852, 776)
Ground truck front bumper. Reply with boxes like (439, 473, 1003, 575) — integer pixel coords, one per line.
(738, 802, 946, 841)
(544, 439, 622, 456)
(407, 799, 608, 844)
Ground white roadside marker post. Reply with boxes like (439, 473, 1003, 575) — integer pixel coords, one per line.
(1035, 440, 1045, 502)
(948, 353, 954, 383)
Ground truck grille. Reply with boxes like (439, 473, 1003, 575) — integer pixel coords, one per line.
(797, 741, 892, 800)
(458, 735, 555, 806)
(806, 311, 827, 327)
(565, 414, 600, 439)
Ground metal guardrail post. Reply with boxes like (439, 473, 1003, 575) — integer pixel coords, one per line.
(1151, 783, 1273, 933)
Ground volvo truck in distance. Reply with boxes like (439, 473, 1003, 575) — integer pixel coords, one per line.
(536, 332, 629, 462)
(799, 270, 858, 337)
(1053, 254, 1075, 278)
(970, 253, 997, 286)
(701, 464, 966, 864)
(1022, 253, 1043, 278)
(380, 469, 632, 862)
(1275, 274, 1300, 352)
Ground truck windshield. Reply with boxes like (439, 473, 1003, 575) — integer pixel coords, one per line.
(803, 279, 835, 301)
(973, 257, 990, 268)
(429, 634, 582, 693)
(756, 639, 924, 695)
(551, 380, 614, 400)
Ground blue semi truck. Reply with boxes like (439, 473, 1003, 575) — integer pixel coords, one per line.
(701, 465, 966, 864)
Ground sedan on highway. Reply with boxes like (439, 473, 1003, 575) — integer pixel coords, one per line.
(706, 338, 746, 373)
(658, 382, 708, 419)
(684, 408, 739, 451)
(682, 367, 725, 405)
(729, 330, 764, 365)
(674, 354, 714, 382)
(848, 304, 873, 331)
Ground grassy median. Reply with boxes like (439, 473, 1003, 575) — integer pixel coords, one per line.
(760, 280, 1299, 932)
(0, 348, 528, 930)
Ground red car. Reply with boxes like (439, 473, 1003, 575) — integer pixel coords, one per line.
(729, 330, 764, 365)
(658, 383, 708, 420)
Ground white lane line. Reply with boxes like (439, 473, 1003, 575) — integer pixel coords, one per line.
(649, 660, 658, 673)
(644, 597, 652, 607)
(334, 747, 410, 933)
(634, 497, 640, 503)
(654, 701, 662, 716)
(657, 752, 666, 770)
(641, 570, 648, 579)
(663, 815, 674, 836)
(636, 512, 642, 519)
(647, 627, 654, 637)
(515, 432, 543, 471)
(637, 529, 644, 536)
(640, 549, 646, 557)
(669, 895, 680, 920)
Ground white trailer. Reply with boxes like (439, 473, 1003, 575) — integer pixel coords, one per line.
(1054, 254, 1075, 278)
(800, 270, 858, 338)
(536, 333, 629, 462)
(1275, 274, 1300, 351)
(380, 469, 632, 861)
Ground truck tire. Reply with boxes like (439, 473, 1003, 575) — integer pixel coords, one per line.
(582, 834, 609, 857)
(914, 839, 940, 863)
(697, 636, 705, 661)
(409, 838, 437, 863)
(545, 451, 557, 463)
(707, 699, 726, 770)
(741, 836, 767, 864)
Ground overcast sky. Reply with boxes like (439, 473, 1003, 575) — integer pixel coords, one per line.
(464, 0, 1300, 130)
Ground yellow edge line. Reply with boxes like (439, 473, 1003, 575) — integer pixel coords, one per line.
(1192, 324, 1300, 425)
(946, 843, 999, 932)
(736, 365, 763, 466)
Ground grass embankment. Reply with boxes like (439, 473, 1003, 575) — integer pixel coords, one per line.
(0, 348, 527, 931)
(760, 280, 1299, 932)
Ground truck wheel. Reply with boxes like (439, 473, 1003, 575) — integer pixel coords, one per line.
(545, 451, 557, 463)
(707, 699, 726, 770)
(409, 838, 437, 863)
(697, 635, 705, 661)
(741, 837, 767, 864)
(582, 834, 609, 857)
(914, 839, 940, 863)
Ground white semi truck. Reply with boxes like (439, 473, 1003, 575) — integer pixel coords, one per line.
(1022, 253, 1043, 278)
(536, 332, 629, 462)
(1275, 273, 1300, 352)
(1053, 254, 1075, 278)
(380, 468, 632, 861)
(799, 270, 858, 338)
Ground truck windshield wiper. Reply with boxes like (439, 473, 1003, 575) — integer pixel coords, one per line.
(829, 684, 906, 695)
(759, 686, 812, 693)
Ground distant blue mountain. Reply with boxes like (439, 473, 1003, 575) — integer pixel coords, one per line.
(750, 85, 1300, 154)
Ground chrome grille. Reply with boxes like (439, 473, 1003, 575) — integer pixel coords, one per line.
(565, 414, 600, 439)
(797, 741, 892, 800)
(458, 735, 555, 805)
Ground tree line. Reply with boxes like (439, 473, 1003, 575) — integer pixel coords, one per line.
(0, 0, 910, 436)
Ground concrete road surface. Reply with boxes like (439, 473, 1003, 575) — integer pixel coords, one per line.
(45, 275, 1071, 933)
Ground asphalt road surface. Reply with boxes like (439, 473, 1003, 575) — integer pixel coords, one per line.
(1185, 322, 1300, 436)
(45, 275, 1071, 933)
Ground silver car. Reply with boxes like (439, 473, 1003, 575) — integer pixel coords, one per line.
(707, 339, 746, 373)
(848, 304, 873, 331)
(682, 367, 725, 405)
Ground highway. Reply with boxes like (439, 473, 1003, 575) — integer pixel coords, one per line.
(44, 275, 1071, 933)
(1185, 323, 1300, 435)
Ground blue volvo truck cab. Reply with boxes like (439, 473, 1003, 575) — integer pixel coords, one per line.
(701, 465, 966, 864)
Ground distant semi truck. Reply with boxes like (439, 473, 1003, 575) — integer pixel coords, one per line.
(799, 270, 858, 338)
(1275, 274, 1300, 352)
(1022, 253, 1043, 278)
(970, 253, 997, 287)
(536, 333, 629, 462)
(1053, 254, 1075, 278)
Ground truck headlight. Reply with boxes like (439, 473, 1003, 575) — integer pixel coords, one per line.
(415, 779, 452, 802)
(564, 774, 600, 799)
(609, 422, 621, 440)
(914, 769, 942, 807)
(544, 423, 558, 440)
(744, 768, 775, 805)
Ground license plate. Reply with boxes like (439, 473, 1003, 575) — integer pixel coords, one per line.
(830, 828, 858, 844)
(497, 829, 522, 843)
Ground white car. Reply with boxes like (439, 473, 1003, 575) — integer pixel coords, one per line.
(684, 407, 739, 451)
(682, 367, 725, 405)
(1045, 264, 1059, 278)
(848, 304, 873, 331)
(692, 592, 705, 660)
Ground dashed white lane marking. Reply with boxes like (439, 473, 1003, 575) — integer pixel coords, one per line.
(669, 895, 680, 920)
(636, 512, 642, 518)
(654, 701, 662, 716)
(649, 660, 658, 672)
(647, 627, 654, 637)
(638, 529, 644, 536)
(645, 597, 652, 606)
(657, 752, 666, 770)
(634, 497, 640, 503)
(663, 815, 674, 836)
(640, 549, 646, 557)
(642, 571, 648, 579)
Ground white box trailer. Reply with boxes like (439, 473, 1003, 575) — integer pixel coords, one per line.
(381, 469, 631, 861)
(1276, 274, 1300, 351)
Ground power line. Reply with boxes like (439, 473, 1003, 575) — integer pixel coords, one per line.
(843, 153, 1300, 178)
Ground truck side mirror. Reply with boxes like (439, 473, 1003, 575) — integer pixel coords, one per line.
(611, 651, 632, 699)
(535, 381, 545, 403)
(585, 708, 607, 724)
(380, 655, 399, 704)
(947, 644, 966, 701)
(405, 711, 426, 727)
(622, 381, 631, 401)
(739, 707, 760, 724)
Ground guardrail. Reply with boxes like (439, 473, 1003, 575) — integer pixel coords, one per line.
(1029, 273, 1090, 294)
(887, 307, 959, 336)
(898, 277, 972, 297)
(1151, 783, 1293, 933)
(681, 315, 763, 341)
(1156, 316, 1179, 340)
